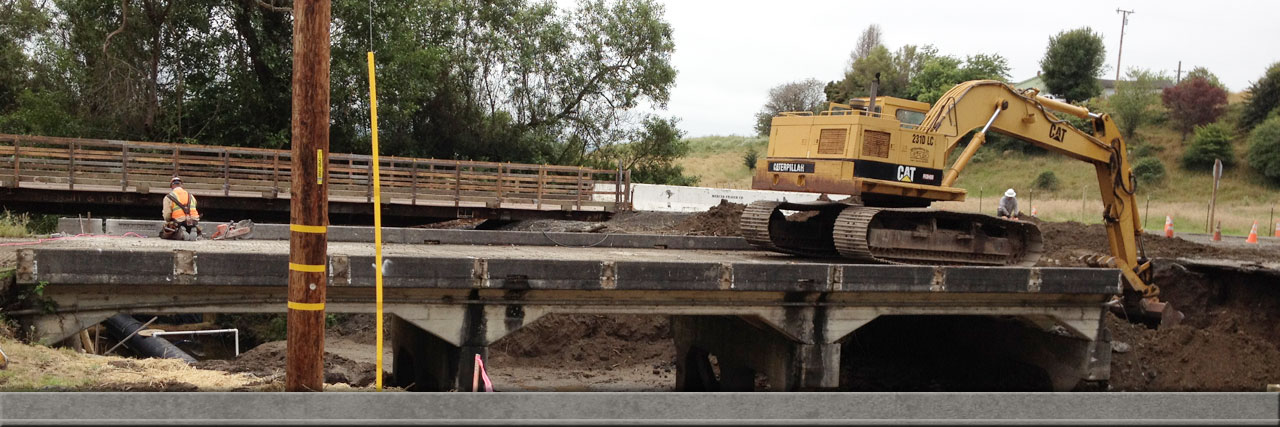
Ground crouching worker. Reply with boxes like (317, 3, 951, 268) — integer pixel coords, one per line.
(161, 176, 202, 241)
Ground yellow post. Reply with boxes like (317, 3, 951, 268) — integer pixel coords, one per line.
(367, 50, 385, 390)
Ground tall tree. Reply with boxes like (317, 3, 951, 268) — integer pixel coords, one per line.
(826, 45, 900, 103)
(1184, 66, 1224, 89)
(850, 24, 882, 62)
(1039, 27, 1106, 103)
(1162, 76, 1228, 138)
(1241, 62, 1280, 131)
(1109, 68, 1166, 138)
(906, 53, 1010, 104)
(754, 78, 825, 135)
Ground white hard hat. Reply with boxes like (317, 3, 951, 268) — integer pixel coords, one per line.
(1005, 188, 1016, 197)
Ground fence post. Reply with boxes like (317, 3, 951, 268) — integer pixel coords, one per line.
(272, 153, 281, 197)
(614, 164, 623, 211)
(454, 162, 461, 207)
(624, 169, 632, 210)
(121, 144, 129, 191)
(410, 160, 417, 206)
(222, 148, 230, 196)
(536, 167, 545, 210)
(575, 167, 584, 210)
(68, 140, 76, 190)
(496, 163, 504, 204)
(12, 137, 20, 188)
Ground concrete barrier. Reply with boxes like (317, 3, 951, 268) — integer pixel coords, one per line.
(103, 219, 160, 236)
(595, 183, 849, 212)
(56, 218, 104, 235)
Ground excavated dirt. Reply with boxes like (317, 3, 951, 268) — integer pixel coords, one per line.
(1034, 219, 1275, 266)
(672, 200, 744, 236)
(489, 314, 675, 372)
(194, 339, 382, 388)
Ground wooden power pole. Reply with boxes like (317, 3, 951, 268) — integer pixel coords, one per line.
(286, 0, 331, 392)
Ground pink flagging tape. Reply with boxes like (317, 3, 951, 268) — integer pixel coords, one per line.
(472, 354, 494, 392)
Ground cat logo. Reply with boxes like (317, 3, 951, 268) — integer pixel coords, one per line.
(910, 148, 930, 162)
(896, 165, 916, 182)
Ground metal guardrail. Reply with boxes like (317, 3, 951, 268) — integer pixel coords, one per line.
(0, 134, 631, 212)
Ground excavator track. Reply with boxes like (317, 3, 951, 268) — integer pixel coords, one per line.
(741, 200, 1044, 267)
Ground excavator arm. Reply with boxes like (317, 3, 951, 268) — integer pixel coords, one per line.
(920, 80, 1178, 324)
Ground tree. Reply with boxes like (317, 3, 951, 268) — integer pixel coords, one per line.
(1184, 66, 1224, 89)
(826, 45, 902, 103)
(592, 116, 693, 185)
(851, 24, 882, 62)
(1162, 76, 1228, 138)
(1109, 68, 1166, 138)
(1241, 62, 1280, 131)
(1247, 116, 1280, 184)
(906, 53, 1010, 104)
(1039, 27, 1106, 103)
(1181, 122, 1235, 171)
(754, 78, 825, 135)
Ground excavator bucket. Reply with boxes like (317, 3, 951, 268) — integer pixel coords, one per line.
(1115, 296, 1184, 329)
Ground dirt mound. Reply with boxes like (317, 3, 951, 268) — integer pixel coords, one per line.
(489, 314, 674, 371)
(673, 200, 744, 236)
(1107, 260, 1280, 391)
(194, 340, 381, 387)
(1035, 220, 1274, 266)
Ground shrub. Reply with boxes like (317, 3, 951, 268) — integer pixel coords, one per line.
(1181, 122, 1235, 171)
(1131, 157, 1166, 186)
(1247, 117, 1280, 184)
(1131, 143, 1162, 159)
(1032, 170, 1059, 191)
(743, 149, 759, 170)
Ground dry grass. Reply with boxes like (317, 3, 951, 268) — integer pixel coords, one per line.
(676, 136, 766, 189)
(937, 197, 1278, 236)
(0, 337, 264, 391)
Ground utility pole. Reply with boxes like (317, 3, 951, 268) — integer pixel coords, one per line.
(286, 0, 330, 392)
(1115, 9, 1135, 86)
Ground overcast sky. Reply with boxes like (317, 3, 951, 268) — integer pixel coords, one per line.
(609, 0, 1280, 137)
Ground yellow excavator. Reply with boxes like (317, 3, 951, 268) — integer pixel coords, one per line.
(744, 78, 1179, 324)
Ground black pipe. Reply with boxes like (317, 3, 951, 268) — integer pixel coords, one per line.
(104, 314, 197, 364)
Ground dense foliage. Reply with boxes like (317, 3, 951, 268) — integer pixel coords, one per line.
(0, 0, 693, 183)
(1247, 117, 1280, 184)
(1241, 62, 1280, 131)
(1039, 27, 1106, 103)
(1181, 122, 1235, 171)
(1163, 76, 1228, 137)
(1109, 68, 1167, 138)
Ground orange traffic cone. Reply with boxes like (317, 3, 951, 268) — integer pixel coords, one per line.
(1030, 206, 1038, 216)
(1212, 221, 1222, 242)
(1247, 221, 1259, 244)
(1164, 215, 1174, 238)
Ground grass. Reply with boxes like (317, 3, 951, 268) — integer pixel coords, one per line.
(0, 211, 32, 238)
(675, 135, 767, 189)
(677, 122, 1280, 237)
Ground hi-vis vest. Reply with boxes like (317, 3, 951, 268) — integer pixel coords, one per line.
(168, 187, 200, 221)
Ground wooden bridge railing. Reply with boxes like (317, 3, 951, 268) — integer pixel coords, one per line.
(0, 134, 631, 212)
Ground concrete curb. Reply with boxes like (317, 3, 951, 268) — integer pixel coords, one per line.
(60, 218, 754, 250)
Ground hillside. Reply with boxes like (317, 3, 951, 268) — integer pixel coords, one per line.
(676, 127, 1280, 236)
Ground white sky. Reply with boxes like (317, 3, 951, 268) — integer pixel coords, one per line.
(599, 0, 1280, 137)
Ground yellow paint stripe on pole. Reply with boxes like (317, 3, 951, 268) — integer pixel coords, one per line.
(287, 301, 325, 311)
(290, 224, 327, 234)
(368, 50, 385, 391)
(289, 263, 326, 273)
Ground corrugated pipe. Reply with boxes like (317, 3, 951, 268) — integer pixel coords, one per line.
(104, 314, 197, 364)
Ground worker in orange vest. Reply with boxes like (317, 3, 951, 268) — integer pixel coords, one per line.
(161, 176, 202, 240)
